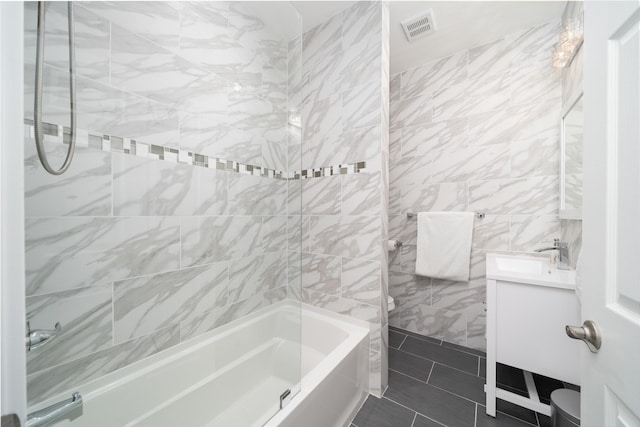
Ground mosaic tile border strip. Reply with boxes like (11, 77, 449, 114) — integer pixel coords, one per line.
(24, 120, 367, 180)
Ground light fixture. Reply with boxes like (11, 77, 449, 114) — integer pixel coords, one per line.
(552, 14, 584, 68)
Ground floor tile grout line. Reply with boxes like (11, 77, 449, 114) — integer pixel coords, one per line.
(426, 362, 435, 384)
(410, 411, 417, 427)
(396, 345, 530, 396)
(401, 334, 484, 361)
(390, 368, 537, 426)
(440, 342, 487, 358)
(392, 347, 479, 377)
(392, 349, 530, 398)
(350, 394, 370, 427)
(390, 368, 481, 406)
(391, 326, 486, 358)
(444, 357, 484, 380)
(485, 408, 540, 427)
(474, 403, 478, 427)
(390, 327, 443, 345)
(382, 396, 447, 427)
(389, 367, 429, 384)
(387, 386, 537, 427)
(398, 334, 408, 349)
(424, 378, 485, 406)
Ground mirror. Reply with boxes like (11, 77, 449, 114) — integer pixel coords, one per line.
(560, 93, 583, 219)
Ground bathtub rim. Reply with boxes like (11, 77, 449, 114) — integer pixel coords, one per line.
(29, 298, 370, 427)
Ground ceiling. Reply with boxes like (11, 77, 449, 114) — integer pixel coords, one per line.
(390, 1, 565, 74)
(292, 1, 566, 75)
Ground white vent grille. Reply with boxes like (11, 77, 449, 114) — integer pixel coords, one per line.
(401, 9, 437, 42)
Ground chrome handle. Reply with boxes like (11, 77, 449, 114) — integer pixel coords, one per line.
(553, 238, 568, 248)
(26, 392, 82, 427)
(536, 239, 568, 252)
(566, 320, 601, 353)
(26, 321, 62, 352)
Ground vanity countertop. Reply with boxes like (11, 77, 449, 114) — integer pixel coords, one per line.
(486, 252, 576, 290)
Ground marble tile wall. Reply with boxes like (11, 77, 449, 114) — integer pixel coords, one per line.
(24, 1, 289, 169)
(295, 1, 389, 396)
(23, 1, 301, 406)
(560, 1, 584, 268)
(388, 21, 562, 351)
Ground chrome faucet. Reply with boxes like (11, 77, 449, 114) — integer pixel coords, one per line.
(535, 238, 570, 270)
(25, 321, 61, 352)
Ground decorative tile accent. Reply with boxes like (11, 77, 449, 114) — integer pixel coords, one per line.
(25, 119, 366, 181)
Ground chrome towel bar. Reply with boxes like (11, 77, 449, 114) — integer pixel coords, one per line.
(406, 211, 485, 219)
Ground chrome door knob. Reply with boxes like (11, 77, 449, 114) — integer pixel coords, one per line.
(566, 320, 602, 353)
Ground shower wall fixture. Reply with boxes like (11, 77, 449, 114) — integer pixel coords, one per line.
(33, 1, 77, 175)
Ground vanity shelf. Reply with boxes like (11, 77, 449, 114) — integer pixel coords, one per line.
(484, 253, 581, 417)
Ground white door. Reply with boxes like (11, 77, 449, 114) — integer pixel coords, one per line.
(582, 1, 640, 426)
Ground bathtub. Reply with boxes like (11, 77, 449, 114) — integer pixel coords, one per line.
(31, 300, 370, 427)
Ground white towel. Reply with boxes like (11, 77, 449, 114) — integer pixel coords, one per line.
(415, 211, 474, 281)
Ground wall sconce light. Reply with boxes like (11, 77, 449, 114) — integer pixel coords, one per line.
(553, 14, 584, 68)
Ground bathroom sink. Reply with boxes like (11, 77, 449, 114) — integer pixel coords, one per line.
(494, 256, 545, 275)
(486, 253, 576, 290)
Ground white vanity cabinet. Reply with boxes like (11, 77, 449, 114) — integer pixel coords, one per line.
(485, 253, 581, 417)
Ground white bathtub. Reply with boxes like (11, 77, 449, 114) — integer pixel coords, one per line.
(32, 300, 370, 427)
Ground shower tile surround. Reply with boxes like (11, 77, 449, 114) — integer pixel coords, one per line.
(23, 1, 307, 405)
(388, 21, 563, 351)
(292, 1, 391, 396)
(24, 0, 392, 406)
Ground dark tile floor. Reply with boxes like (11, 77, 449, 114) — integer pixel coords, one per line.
(352, 326, 577, 427)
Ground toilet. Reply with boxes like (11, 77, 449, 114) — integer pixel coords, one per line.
(388, 295, 395, 311)
(550, 389, 581, 427)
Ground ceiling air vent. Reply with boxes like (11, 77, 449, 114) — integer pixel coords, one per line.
(401, 9, 437, 42)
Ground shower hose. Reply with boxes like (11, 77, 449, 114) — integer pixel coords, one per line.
(33, 1, 76, 175)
